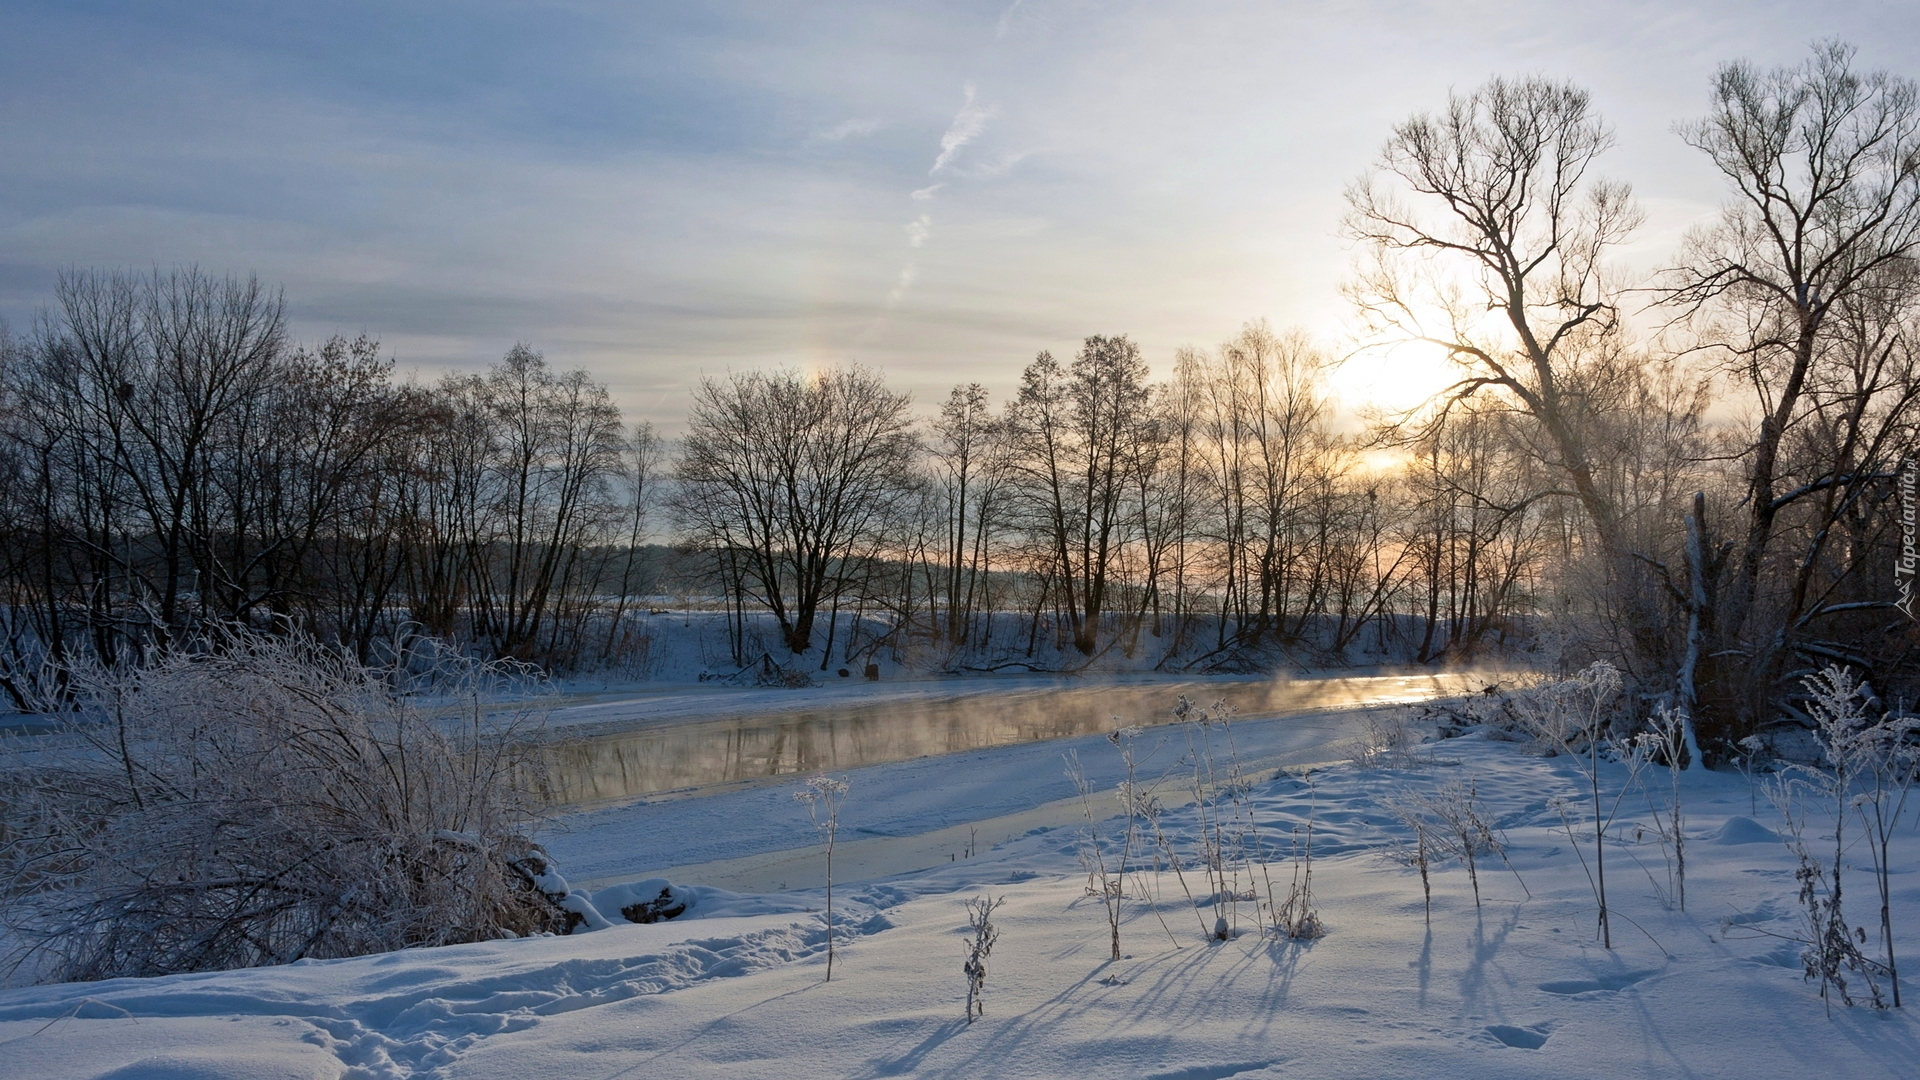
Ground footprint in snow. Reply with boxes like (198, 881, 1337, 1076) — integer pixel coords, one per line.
(1143, 1061, 1284, 1080)
(1722, 901, 1782, 927)
(1484, 1022, 1556, 1049)
(1538, 969, 1658, 995)
(1747, 944, 1802, 968)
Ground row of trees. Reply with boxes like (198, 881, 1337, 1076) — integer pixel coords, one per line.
(0, 270, 662, 705)
(0, 265, 1540, 701)
(675, 325, 1551, 674)
(1, 41, 1913, 756)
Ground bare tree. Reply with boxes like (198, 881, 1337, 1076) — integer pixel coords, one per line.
(397, 347, 625, 665)
(602, 421, 664, 664)
(930, 383, 1006, 648)
(18, 269, 289, 655)
(1665, 41, 1920, 735)
(677, 366, 915, 656)
(0, 268, 647, 679)
(1005, 337, 1155, 656)
(1178, 323, 1347, 654)
(1346, 76, 1642, 556)
(481, 346, 625, 661)
(208, 333, 406, 640)
(1396, 404, 1548, 662)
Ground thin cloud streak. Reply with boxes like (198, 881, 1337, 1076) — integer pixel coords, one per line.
(930, 83, 993, 174)
(995, 0, 1026, 39)
(883, 80, 992, 313)
(817, 117, 883, 141)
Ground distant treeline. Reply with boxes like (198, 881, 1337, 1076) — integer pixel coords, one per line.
(0, 271, 1531, 703)
(0, 269, 668, 696)
(3, 42, 1916, 757)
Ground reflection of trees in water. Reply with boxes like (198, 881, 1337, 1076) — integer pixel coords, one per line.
(548, 673, 1500, 804)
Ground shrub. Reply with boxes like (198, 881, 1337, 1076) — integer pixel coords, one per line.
(1389, 778, 1507, 911)
(0, 628, 558, 982)
(962, 895, 1005, 1022)
(1767, 666, 1914, 1011)
(1350, 709, 1430, 769)
(1523, 662, 1632, 948)
(795, 773, 851, 981)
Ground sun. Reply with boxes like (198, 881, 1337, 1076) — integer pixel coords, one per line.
(1327, 337, 1466, 419)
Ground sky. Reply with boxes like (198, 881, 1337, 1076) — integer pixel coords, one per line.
(2, 0, 1918, 428)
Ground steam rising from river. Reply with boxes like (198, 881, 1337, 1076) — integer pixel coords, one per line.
(544, 671, 1507, 806)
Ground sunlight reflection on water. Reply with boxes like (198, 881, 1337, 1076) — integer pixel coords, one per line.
(544, 671, 1505, 805)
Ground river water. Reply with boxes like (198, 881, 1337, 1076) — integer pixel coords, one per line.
(543, 670, 1501, 806)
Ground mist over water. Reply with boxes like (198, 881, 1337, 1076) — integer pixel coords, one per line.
(543, 671, 1504, 805)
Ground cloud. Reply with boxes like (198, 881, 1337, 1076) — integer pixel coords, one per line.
(817, 117, 882, 141)
(885, 263, 917, 307)
(953, 149, 1032, 179)
(905, 215, 932, 248)
(930, 83, 993, 174)
(910, 183, 944, 201)
(995, 0, 1026, 39)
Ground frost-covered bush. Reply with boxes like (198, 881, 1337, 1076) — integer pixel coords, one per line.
(1414, 676, 1566, 746)
(795, 773, 850, 981)
(961, 894, 1005, 1023)
(1349, 709, 1431, 769)
(1767, 666, 1915, 1011)
(1516, 664, 1631, 757)
(1065, 749, 1128, 959)
(1628, 708, 1690, 911)
(1270, 779, 1324, 942)
(1522, 662, 1633, 948)
(1173, 697, 1253, 941)
(0, 629, 560, 983)
(1388, 778, 1509, 911)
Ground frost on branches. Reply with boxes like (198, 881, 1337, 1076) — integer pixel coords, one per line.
(0, 628, 562, 982)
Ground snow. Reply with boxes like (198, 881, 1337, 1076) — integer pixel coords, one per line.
(1709, 816, 1783, 846)
(5, 693, 1919, 1079)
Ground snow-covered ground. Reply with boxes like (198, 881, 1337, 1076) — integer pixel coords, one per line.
(4, 703, 1918, 1079)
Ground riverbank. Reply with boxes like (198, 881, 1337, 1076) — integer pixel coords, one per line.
(8, 718, 1914, 1080)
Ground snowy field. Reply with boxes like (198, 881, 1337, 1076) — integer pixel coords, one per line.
(3, 701, 1918, 1079)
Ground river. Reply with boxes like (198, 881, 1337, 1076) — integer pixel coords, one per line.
(542, 669, 1503, 806)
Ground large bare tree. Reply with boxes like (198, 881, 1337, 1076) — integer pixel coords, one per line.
(676, 366, 915, 657)
(1665, 41, 1920, 730)
(1345, 75, 1642, 557)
